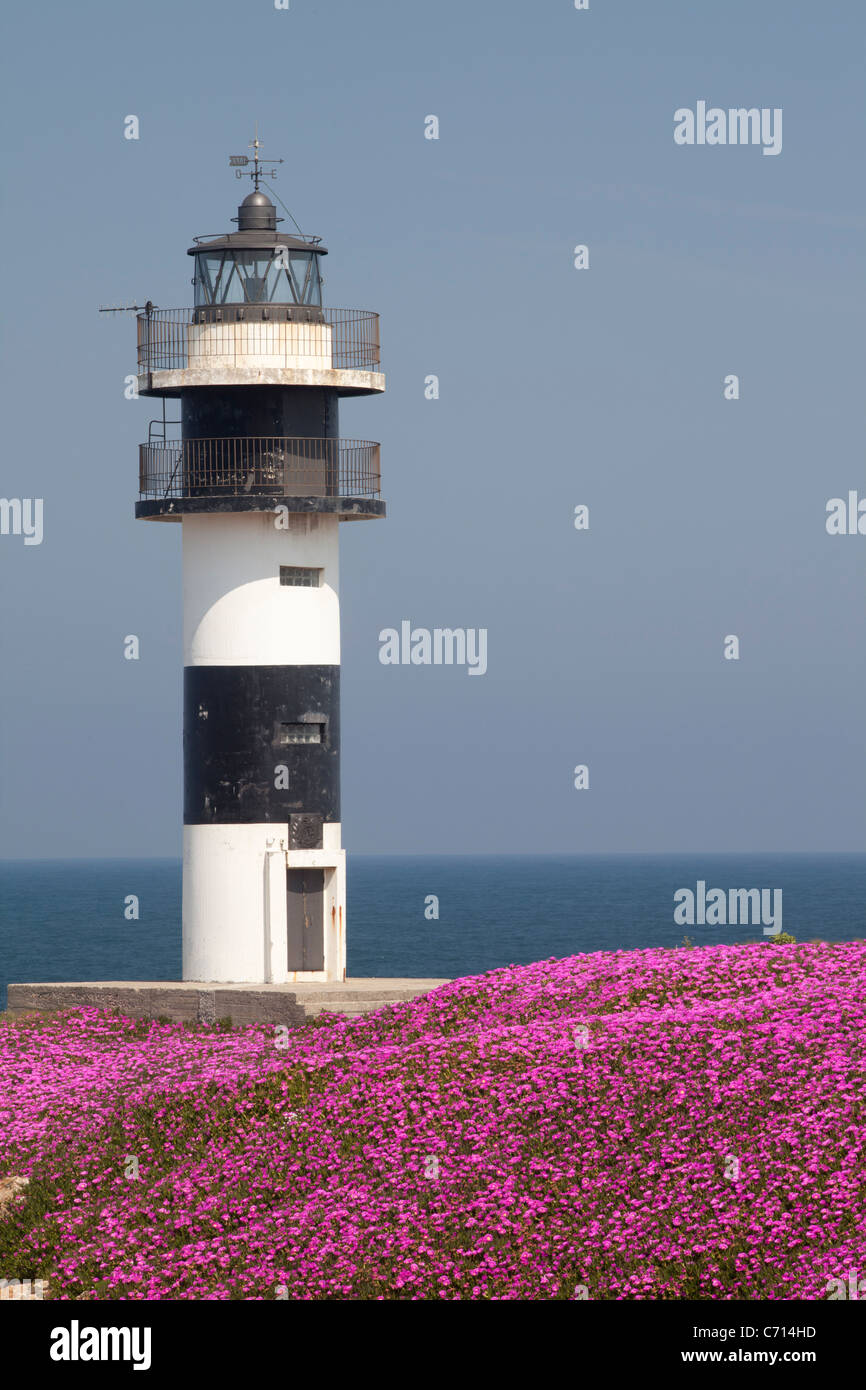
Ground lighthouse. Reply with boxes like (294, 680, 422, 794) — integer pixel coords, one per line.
(135, 142, 385, 984)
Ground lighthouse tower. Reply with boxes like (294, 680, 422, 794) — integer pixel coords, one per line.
(135, 143, 384, 984)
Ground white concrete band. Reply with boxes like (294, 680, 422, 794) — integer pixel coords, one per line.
(183, 822, 346, 984)
(182, 511, 340, 667)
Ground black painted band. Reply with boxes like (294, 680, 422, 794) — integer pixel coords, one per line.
(184, 665, 340, 825)
(181, 386, 339, 441)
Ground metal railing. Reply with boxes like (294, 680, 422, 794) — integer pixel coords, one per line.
(137, 307, 381, 373)
(139, 437, 381, 500)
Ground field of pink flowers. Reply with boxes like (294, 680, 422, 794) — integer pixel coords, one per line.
(1, 940, 864, 1300)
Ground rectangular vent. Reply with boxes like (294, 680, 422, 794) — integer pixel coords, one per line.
(280, 565, 322, 587)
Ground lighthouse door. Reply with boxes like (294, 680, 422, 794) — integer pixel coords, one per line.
(286, 869, 325, 972)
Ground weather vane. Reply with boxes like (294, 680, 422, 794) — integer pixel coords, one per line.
(229, 130, 284, 191)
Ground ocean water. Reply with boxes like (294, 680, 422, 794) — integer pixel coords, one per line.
(0, 854, 863, 1010)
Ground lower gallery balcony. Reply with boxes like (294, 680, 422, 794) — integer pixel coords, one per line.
(136, 437, 384, 521)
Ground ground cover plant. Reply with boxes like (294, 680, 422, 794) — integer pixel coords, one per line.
(0, 940, 864, 1300)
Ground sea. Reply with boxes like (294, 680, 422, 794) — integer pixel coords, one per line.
(0, 854, 864, 1010)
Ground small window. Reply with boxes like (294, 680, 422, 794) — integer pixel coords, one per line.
(279, 722, 323, 745)
(280, 565, 322, 588)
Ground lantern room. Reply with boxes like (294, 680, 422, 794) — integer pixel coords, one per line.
(189, 190, 326, 315)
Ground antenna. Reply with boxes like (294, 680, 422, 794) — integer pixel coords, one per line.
(229, 127, 284, 192)
(98, 301, 156, 315)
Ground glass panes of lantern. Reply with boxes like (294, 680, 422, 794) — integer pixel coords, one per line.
(194, 249, 323, 306)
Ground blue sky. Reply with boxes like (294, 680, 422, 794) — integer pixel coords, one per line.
(0, 0, 864, 855)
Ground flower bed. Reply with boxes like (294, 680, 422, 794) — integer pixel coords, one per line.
(1, 940, 864, 1300)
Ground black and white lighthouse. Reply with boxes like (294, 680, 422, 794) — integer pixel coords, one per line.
(135, 142, 384, 983)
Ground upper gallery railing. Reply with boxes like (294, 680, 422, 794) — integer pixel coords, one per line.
(136, 307, 381, 373)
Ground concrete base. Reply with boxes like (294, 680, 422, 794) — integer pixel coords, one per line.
(5, 978, 451, 1027)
